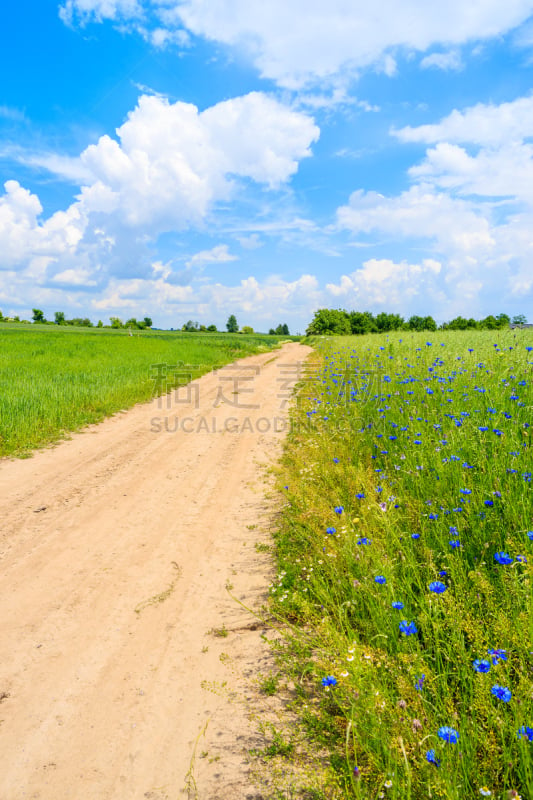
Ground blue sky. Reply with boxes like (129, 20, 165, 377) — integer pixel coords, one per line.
(3, 1, 533, 331)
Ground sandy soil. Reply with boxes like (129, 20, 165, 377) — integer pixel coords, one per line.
(0, 341, 312, 800)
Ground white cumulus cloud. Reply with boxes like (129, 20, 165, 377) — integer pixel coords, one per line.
(79, 92, 319, 229)
(60, 0, 533, 87)
(186, 244, 237, 267)
(336, 186, 494, 254)
(395, 94, 533, 146)
(325, 258, 445, 308)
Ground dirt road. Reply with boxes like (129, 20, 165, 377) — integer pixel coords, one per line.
(0, 341, 311, 800)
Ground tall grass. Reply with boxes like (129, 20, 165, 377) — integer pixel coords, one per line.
(0, 325, 291, 457)
(271, 329, 533, 799)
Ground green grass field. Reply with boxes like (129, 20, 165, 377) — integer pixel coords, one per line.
(0, 324, 294, 457)
(269, 328, 533, 799)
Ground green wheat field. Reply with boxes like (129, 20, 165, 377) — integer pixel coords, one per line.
(0, 323, 290, 457)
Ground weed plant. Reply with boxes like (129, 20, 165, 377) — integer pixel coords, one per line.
(271, 330, 533, 799)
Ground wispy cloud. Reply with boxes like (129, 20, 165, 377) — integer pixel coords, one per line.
(0, 105, 26, 122)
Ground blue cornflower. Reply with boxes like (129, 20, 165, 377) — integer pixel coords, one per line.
(493, 429, 503, 436)
(460, 489, 472, 495)
(517, 726, 533, 741)
(473, 659, 491, 673)
(491, 685, 512, 702)
(429, 581, 447, 594)
(355, 492, 365, 499)
(399, 620, 418, 636)
(438, 726, 459, 744)
(449, 540, 461, 549)
(357, 537, 371, 545)
(375, 575, 386, 584)
(326, 527, 336, 535)
(488, 648, 507, 665)
(391, 601, 404, 609)
(516, 554, 527, 563)
(428, 513, 439, 520)
(494, 552, 513, 565)
(528, 532, 533, 540)
(484, 500, 494, 507)
(478, 426, 489, 432)
(321, 675, 337, 687)
(426, 749, 441, 767)
(449, 526, 459, 535)
(415, 674, 425, 691)
(411, 533, 420, 540)
(333, 457, 340, 463)
(334, 506, 344, 515)
(438, 570, 447, 577)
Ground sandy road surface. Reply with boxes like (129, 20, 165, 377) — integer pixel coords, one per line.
(0, 341, 312, 800)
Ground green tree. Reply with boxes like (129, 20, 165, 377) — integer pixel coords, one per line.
(408, 315, 437, 332)
(480, 315, 499, 330)
(241, 325, 254, 334)
(226, 314, 239, 333)
(182, 320, 199, 332)
(54, 311, 66, 325)
(110, 316, 123, 329)
(512, 314, 527, 325)
(97, 320, 103, 328)
(348, 311, 376, 335)
(443, 316, 477, 331)
(143, 316, 152, 328)
(496, 313, 510, 328)
(207, 324, 217, 332)
(32, 309, 45, 323)
(306, 309, 351, 335)
(375, 312, 404, 332)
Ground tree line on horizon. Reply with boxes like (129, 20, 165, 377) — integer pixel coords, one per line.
(0, 309, 290, 335)
(177, 316, 290, 334)
(305, 309, 528, 336)
(0, 309, 155, 329)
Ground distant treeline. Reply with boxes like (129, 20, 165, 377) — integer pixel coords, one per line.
(0, 309, 290, 335)
(0, 309, 154, 329)
(305, 309, 527, 336)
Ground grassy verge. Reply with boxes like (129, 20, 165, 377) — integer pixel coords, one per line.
(267, 329, 533, 799)
(0, 326, 295, 457)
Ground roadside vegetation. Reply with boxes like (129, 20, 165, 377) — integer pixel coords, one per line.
(0, 324, 295, 457)
(268, 329, 533, 799)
